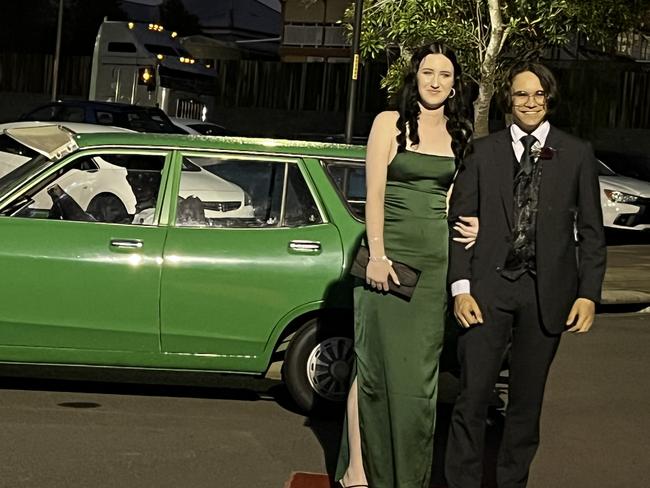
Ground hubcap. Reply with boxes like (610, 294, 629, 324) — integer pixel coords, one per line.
(306, 336, 353, 402)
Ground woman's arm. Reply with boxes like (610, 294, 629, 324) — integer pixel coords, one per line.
(364, 111, 400, 291)
(365, 112, 395, 258)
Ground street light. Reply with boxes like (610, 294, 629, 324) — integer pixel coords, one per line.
(51, 0, 64, 101)
(344, 0, 364, 144)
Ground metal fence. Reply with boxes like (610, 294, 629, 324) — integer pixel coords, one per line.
(1, 52, 648, 130)
(0, 52, 91, 97)
(210, 59, 387, 113)
(552, 60, 650, 131)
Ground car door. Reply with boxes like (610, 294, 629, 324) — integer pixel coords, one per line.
(0, 147, 170, 354)
(159, 151, 344, 370)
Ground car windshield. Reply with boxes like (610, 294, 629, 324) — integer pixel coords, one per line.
(597, 160, 617, 176)
(0, 154, 52, 196)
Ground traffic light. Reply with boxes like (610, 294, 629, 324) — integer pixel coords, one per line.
(138, 67, 156, 91)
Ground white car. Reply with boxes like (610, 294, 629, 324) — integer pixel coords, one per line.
(170, 117, 236, 136)
(0, 121, 254, 220)
(599, 160, 650, 231)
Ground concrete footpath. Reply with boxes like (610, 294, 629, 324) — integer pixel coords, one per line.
(602, 245, 650, 305)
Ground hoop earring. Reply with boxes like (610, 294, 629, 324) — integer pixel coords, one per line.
(448, 88, 456, 99)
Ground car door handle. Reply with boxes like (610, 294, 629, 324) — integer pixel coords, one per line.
(288, 240, 321, 252)
(110, 239, 143, 249)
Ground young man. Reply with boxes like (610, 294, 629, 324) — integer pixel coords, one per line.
(445, 62, 606, 488)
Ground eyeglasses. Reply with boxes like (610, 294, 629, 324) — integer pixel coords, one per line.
(512, 90, 547, 106)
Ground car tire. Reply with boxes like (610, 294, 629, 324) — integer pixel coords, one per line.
(86, 193, 129, 223)
(282, 317, 353, 414)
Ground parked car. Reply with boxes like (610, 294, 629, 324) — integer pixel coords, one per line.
(170, 117, 238, 136)
(20, 100, 185, 134)
(0, 122, 254, 220)
(598, 159, 650, 231)
(0, 126, 366, 412)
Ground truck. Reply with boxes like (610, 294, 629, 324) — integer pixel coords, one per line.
(89, 20, 216, 121)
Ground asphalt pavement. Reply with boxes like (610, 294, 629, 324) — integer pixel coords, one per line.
(0, 311, 648, 488)
(602, 244, 650, 305)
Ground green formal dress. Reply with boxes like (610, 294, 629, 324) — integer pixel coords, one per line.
(337, 150, 456, 488)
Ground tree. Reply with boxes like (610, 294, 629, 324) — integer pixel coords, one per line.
(159, 0, 201, 36)
(346, 0, 649, 136)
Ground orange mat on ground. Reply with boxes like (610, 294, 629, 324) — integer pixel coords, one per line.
(283, 472, 449, 488)
(283, 472, 335, 488)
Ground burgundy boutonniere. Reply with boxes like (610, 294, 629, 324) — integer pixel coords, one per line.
(532, 146, 557, 160)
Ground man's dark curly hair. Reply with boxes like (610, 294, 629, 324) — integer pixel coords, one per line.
(500, 61, 560, 114)
(394, 42, 473, 166)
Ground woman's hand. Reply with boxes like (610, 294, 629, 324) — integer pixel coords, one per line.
(366, 259, 400, 292)
(453, 216, 479, 249)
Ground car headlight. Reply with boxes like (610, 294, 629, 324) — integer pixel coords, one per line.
(244, 192, 252, 206)
(603, 189, 639, 204)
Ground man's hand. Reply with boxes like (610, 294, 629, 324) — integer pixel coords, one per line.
(454, 293, 484, 328)
(565, 298, 596, 333)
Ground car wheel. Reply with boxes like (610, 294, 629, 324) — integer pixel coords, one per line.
(86, 193, 129, 223)
(282, 317, 353, 413)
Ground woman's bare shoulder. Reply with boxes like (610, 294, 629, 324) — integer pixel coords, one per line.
(373, 110, 400, 126)
(370, 111, 400, 139)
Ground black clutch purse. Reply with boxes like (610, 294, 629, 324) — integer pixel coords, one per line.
(349, 245, 421, 299)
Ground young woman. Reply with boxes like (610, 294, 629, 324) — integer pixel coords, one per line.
(336, 43, 475, 488)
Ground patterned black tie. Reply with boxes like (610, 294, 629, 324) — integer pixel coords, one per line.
(519, 135, 537, 176)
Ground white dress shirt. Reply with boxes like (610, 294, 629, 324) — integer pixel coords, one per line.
(450, 121, 551, 297)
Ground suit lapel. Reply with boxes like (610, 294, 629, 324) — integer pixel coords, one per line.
(538, 126, 564, 214)
(492, 130, 515, 229)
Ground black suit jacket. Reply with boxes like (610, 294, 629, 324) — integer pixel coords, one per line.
(448, 126, 606, 334)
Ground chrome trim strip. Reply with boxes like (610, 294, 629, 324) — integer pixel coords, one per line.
(79, 144, 365, 163)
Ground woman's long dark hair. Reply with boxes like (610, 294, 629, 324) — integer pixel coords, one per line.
(394, 43, 472, 165)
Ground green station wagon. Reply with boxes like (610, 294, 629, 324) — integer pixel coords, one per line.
(0, 126, 368, 412)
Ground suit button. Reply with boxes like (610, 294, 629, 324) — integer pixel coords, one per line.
(496, 266, 502, 271)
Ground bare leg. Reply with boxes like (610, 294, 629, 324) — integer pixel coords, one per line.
(340, 376, 368, 487)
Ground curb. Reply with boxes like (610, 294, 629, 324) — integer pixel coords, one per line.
(601, 289, 650, 305)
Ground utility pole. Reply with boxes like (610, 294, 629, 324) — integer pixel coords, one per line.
(344, 0, 363, 144)
(52, 0, 64, 101)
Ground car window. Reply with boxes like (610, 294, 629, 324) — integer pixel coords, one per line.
(323, 160, 366, 220)
(174, 156, 323, 228)
(284, 164, 323, 227)
(0, 154, 52, 197)
(95, 111, 115, 125)
(187, 123, 235, 136)
(23, 105, 60, 121)
(126, 111, 178, 133)
(59, 107, 85, 123)
(24, 105, 84, 123)
(7, 153, 166, 226)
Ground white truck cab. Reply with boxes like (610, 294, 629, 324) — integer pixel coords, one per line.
(89, 20, 216, 120)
